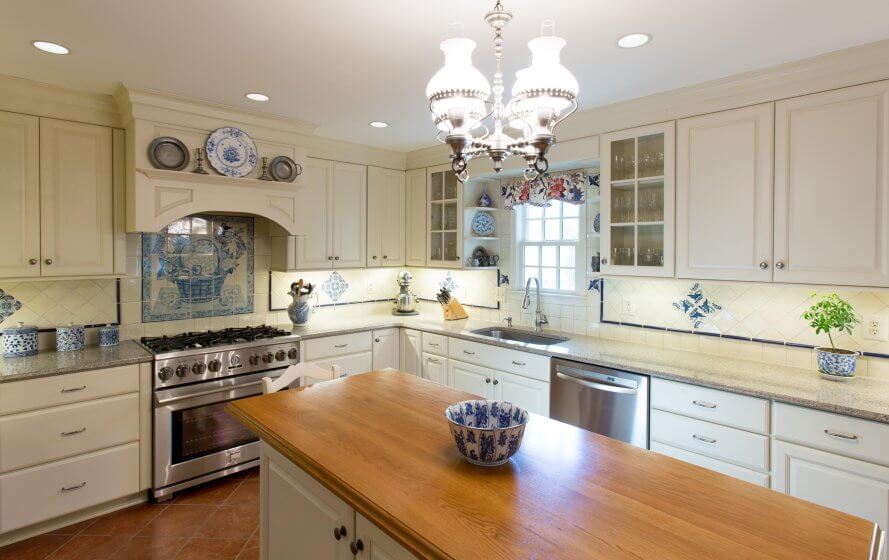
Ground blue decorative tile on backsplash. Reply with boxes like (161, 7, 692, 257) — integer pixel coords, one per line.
(588, 278, 601, 292)
(499, 273, 509, 286)
(141, 215, 254, 322)
(322, 271, 349, 302)
(673, 282, 721, 329)
(439, 272, 459, 293)
(0, 289, 22, 324)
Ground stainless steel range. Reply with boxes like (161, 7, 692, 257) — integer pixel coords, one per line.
(142, 326, 299, 500)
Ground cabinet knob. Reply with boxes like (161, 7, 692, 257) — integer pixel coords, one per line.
(372, 255, 377, 260)
(333, 525, 347, 540)
(44, 258, 53, 265)
(374, 338, 381, 343)
(601, 258, 608, 265)
(759, 261, 769, 270)
(334, 256, 340, 261)
(349, 539, 364, 554)
(493, 379, 499, 385)
(29, 258, 37, 265)
(775, 261, 785, 270)
(328, 256, 334, 261)
(383, 255, 388, 259)
(485, 378, 491, 384)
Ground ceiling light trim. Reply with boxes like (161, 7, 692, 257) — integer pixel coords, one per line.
(32, 40, 69, 55)
(617, 33, 652, 49)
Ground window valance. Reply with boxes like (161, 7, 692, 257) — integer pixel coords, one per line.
(501, 170, 598, 209)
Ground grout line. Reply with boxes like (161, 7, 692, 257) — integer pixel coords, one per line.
(235, 525, 260, 560)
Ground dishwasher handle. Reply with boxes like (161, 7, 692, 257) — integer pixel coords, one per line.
(555, 371, 639, 395)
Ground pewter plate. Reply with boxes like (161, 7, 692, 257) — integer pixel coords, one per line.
(269, 156, 301, 183)
(148, 137, 190, 171)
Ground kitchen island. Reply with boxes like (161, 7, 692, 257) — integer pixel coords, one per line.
(228, 370, 883, 560)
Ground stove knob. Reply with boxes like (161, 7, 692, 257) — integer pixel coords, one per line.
(275, 350, 286, 362)
(175, 364, 189, 378)
(208, 359, 222, 373)
(192, 362, 206, 375)
(262, 352, 274, 364)
(158, 367, 173, 381)
(249, 354, 261, 366)
(287, 348, 298, 360)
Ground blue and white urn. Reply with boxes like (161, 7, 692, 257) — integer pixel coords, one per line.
(816, 347, 859, 380)
(287, 291, 317, 326)
(56, 324, 85, 352)
(2, 322, 38, 358)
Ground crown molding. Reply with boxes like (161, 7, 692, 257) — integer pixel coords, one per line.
(0, 74, 120, 127)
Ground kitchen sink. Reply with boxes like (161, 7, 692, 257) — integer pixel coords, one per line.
(470, 327, 570, 346)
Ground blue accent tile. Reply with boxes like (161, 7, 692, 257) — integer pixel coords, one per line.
(439, 272, 459, 293)
(672, 283, 722, 329)
(785, 342, 816, 349)
(0, 289, 22, 324)
(588, 278, 602, 292)
(322, 271, 349, 302)
(499, 273, 509, 286)
(722, 334, 752, 341)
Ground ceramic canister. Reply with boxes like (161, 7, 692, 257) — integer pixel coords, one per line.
(56, 324, 85, 352)
(98, 324, 120, 347)
(2, 322, 38, 358)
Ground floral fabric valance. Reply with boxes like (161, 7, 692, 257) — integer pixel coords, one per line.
(501, 170, 598, 209)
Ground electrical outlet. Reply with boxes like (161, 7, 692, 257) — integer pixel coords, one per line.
(367, 281, 375, 295)
(865, 315, 889, 341)
(622, 299, 635, 316)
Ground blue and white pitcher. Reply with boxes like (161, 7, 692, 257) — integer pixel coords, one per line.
(287, 289, 318, 326)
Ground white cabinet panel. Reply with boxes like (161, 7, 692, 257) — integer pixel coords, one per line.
(494, 370, 549, 417)
(356, 512, 417, 560)
(774, 81, 889, 286)
(405, 168, 427, 266)
(447, 338, 550, 382)
(0, 365, 139, 415)
(367, 167, 405, 267)
(421, 333, 448, 356)
(651, 442, 769, 487)
(400, 329, 422, 376)
(332, 161, 367, 268)
(0, 111, 40, 278)
(372, 328, 400, 371)
(311, 352, 373, 378)
(651, 378, 770, 434)
(421, 353, 447, 385)
(304, 332, 373, 361)
(293, 159, 334, 270)
(447, 359, 493, 399)
(677, 104, 774, 281)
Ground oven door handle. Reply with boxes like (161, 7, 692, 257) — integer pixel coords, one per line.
(155, 380, 264, 406)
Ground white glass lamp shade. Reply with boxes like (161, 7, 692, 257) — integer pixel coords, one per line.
(511, 36, 578, 135)
(426, 37, 491, 134)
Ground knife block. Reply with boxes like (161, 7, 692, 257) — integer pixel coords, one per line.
(441, 298, 469, 321)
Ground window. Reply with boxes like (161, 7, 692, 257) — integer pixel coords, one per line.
(518, 201, 583, 293)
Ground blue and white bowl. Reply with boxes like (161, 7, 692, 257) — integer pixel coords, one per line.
(816, 347, 859, 380)
(56, 325, 85, 352)
(98, 325, 120, 347)
(2, 322, 38, 358)
(445, 400, 529, 467)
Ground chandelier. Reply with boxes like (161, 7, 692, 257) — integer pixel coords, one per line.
(426, 1, 578, 182)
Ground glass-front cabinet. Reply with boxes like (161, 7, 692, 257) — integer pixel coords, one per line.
(600, 122, 675, 276)
(427, 164, 463, 268)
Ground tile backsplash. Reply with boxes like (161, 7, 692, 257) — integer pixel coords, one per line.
(0, 280, 117, 329)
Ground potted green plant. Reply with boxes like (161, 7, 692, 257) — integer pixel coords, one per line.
(802, 293, 860, 380)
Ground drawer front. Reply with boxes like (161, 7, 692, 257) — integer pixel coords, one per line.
(421, 332, 448, 356)
(0, 443, 139, 532)
(651, 442, 770, 487)
(774, 403, 889, 467)
(304, 332, 373, 361)
(309, 351, 374, 378)
(651, 378, 769, 434)
(651, 409, 769, 472)
(0, 393, 139, 473)
(448, 338, 550, 382)
(0, 365, 140, 415)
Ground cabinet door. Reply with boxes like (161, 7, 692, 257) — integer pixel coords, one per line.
(421, 352, 447, 385)
(39, 118, 113, 276)
(447, 359, 493, 399)
(677, 104, 774, 281)
(493, 370, 549, 417)
(310, 352, 373, 378)
(0, 112, 40, 278)
(295, 159, 335, 269)
(367, 167, 405, 267)
(372, 328, 400, 371)
(775, 81, 889, 286)
(427, 164, 462, 269)
(600, 122, 675, 277)
(773, 439, 889, 558)
(405, 168, 427, 266)
(264, 446, 353, 560)
(355, 512, 417, 560)
(332, 161, 367, 268)
(400, 329, 422, 376)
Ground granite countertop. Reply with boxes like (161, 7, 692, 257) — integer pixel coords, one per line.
(279, 311, 889, 424)
(0, 340, 153, 383)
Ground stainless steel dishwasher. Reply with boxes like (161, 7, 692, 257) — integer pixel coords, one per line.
(550, 358, 649, 448)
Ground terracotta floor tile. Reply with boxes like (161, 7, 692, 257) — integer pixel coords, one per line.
(46, 519, 96, 536)
(0, 534, 70, 560)
(137, 505, 215, 540)
(224, 478, 259, 510)
(108, 536, 187, 560)
(235, 529, 259, 560)
(174, 538, 246, 560)
(80, 503, 167, 536)
(195, 506, 257, 541)
(46, 535, 129, 560)
(172, 477, 242, 506)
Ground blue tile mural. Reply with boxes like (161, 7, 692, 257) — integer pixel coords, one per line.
(672, 282, 721, 329)
(141, 215, 254, 322)
(0, 289, 22, 324)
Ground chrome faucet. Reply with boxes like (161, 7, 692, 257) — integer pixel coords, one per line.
(502, 315, 513, 327)
(522, 277, 548, 333)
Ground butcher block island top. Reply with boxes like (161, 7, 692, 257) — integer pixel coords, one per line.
(227, 371, 882, 560)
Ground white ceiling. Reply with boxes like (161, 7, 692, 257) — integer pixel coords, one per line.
(2, 0, 889, 152)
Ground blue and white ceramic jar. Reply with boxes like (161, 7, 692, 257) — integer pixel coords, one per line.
(98, 324, 120, 347)
(816, 347, 859, 380)
(2, 322, 38, 358)
(56, 324, 85, 352)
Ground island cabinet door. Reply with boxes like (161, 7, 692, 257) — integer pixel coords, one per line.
(399, 329, 422, 376)
(421, 353, 447, 385)
(372, 328, 400, 371)
(355, 512, 417, 559)
(447, 359, 494, 399)
(493, 371, 549, 417)
(263, 445, 354, 560)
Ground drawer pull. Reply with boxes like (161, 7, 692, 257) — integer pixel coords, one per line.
(463, 350, 475, 355)
(692, 434, 717, 444)
(61, 427, 87, 437)
(61, 385, 87, 393)
(512, 360, 526, 366)
(334, 344, 348, 348)
(824, 429, 859, 441)
(428, 342, 439, 347)
(61, 482, 87, 493)
(427, 358, 440, 364)
(692, 400, 717, 409)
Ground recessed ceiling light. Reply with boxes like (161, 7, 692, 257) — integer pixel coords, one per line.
(32, 40, 69, 55)
(617, 33, 651, 49)
(369, 121, 389, 128)
(245, 92, 270, 102)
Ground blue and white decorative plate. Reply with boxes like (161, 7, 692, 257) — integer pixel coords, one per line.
(471, 212, 496, 236)
(205, 127, 258, 178)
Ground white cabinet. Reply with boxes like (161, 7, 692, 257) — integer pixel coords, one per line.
(447, 359, 492, 398)
(600, 122, 675, 277)
(355, 512, 417, 560)
(367, 167, 405, 267)
(774, 80, 889, 287)
(400, 329, 422, 376)
(405, 168, 427, 266)
(421, 352, 447, 385)
(332, 161, 368, 268)
(676, 104, 775, 281)
(372, 328, 400, 371)
(493, 370, 549, 417)
(0, 111, 40, 278)
(304, 332, 373, 377)
(426, 164, 462, 268)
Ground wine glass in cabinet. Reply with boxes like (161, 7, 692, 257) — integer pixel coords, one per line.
(427, 164, 463, 268)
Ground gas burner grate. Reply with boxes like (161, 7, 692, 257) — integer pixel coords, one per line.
(141, 325, 290, 352)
